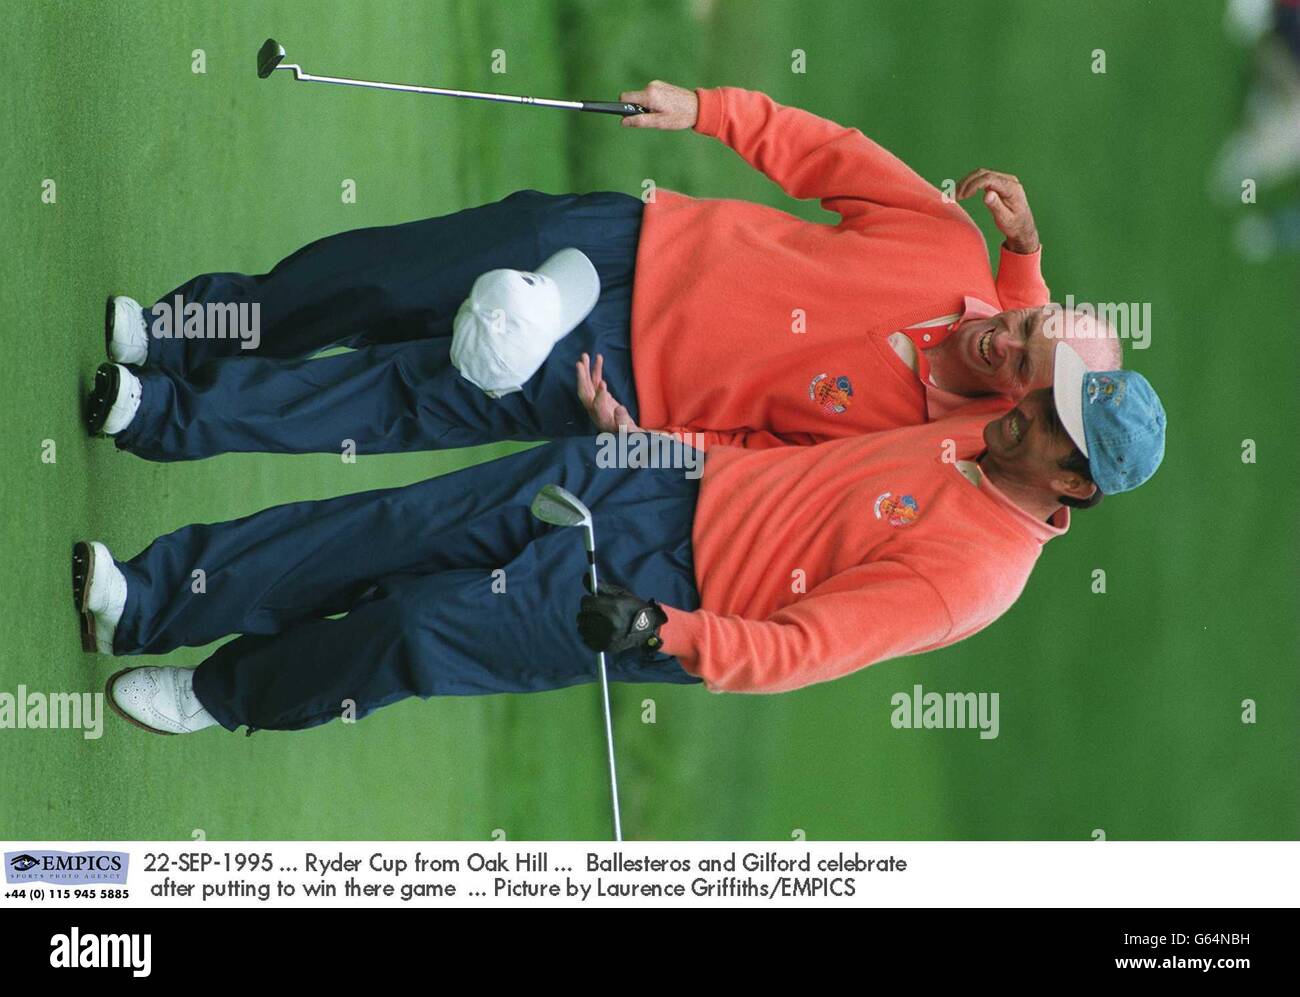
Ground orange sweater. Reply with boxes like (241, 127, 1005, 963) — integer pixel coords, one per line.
(629, 87, 1049, 449)
(660, 407, 1067, 692)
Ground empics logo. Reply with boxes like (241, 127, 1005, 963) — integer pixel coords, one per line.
(5, 850, 128, 885)
(49, 928, 151, 978)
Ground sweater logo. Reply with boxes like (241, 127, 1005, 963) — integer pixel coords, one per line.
(809, 373, 853, 414)
(874, 491, 920, 527)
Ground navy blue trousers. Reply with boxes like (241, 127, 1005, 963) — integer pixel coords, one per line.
(115, 191, 643, 461)
(111, 438, 702, 732)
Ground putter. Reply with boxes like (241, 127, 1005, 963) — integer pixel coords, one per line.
(257, 38, 649, 117)
(530, 484, 623, 841)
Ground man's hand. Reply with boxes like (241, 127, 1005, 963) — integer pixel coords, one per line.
(956, 168, 1040, 255)
(619, 81, 699, 130)
(577, 579, 668, 655)
(577, 352, 639, 432)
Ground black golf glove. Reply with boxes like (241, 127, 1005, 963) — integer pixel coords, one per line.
(577, 578, 668, 655)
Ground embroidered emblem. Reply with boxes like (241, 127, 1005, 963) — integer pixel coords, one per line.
(1086, 374, 1126, 407)
(810, 373, 854, 414)
(873, 491, 920, 527)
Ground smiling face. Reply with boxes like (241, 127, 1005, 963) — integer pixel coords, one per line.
(927, 305, 1115, 399)
(980, 387, 1096, 505)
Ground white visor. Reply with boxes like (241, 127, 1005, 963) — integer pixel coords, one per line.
(1052, 341, 1090, 457)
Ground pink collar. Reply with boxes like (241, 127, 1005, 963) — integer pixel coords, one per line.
(920, 297, 1002, 419)
(970, 464, 1070, 544)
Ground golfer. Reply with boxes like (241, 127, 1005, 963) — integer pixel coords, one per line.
(77, 345, 1165, 735)
(86, 84, 1118, 459)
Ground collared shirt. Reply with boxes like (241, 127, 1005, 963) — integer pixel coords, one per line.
(630, 86, 1050, 450)
(661, 406, 1069, 692)
(887, 296, 1006, 421)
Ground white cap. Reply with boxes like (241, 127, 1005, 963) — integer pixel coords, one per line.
(451, 248, 600, 397)
(1052, 341, 1090, 457)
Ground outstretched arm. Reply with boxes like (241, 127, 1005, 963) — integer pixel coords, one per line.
(619, 82, 967, 227)
(658, 562, 956, 693)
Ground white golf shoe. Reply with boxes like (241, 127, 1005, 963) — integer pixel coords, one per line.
(105, 294, 148, 365)
(85, 362, 142, 436)
(106, 667, 218, 735)
(71, 540, 127, 654)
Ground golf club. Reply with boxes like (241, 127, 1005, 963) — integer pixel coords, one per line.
(257, 38, 649, 117)
(529, 483, 623, 842)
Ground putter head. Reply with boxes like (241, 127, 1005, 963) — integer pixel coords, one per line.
(530, 484, 591, 528)
(257, 38, 286, 79)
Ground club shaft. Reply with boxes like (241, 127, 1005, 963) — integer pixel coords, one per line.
(284, 65, 586, 110)
(586, 533, 623, 842)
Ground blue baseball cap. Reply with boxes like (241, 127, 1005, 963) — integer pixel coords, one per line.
(1052, 343, 1166, 495)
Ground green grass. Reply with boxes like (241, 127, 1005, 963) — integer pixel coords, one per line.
(2, 0, 1296, 840)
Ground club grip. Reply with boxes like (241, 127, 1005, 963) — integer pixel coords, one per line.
(581, 101, 651, 116)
